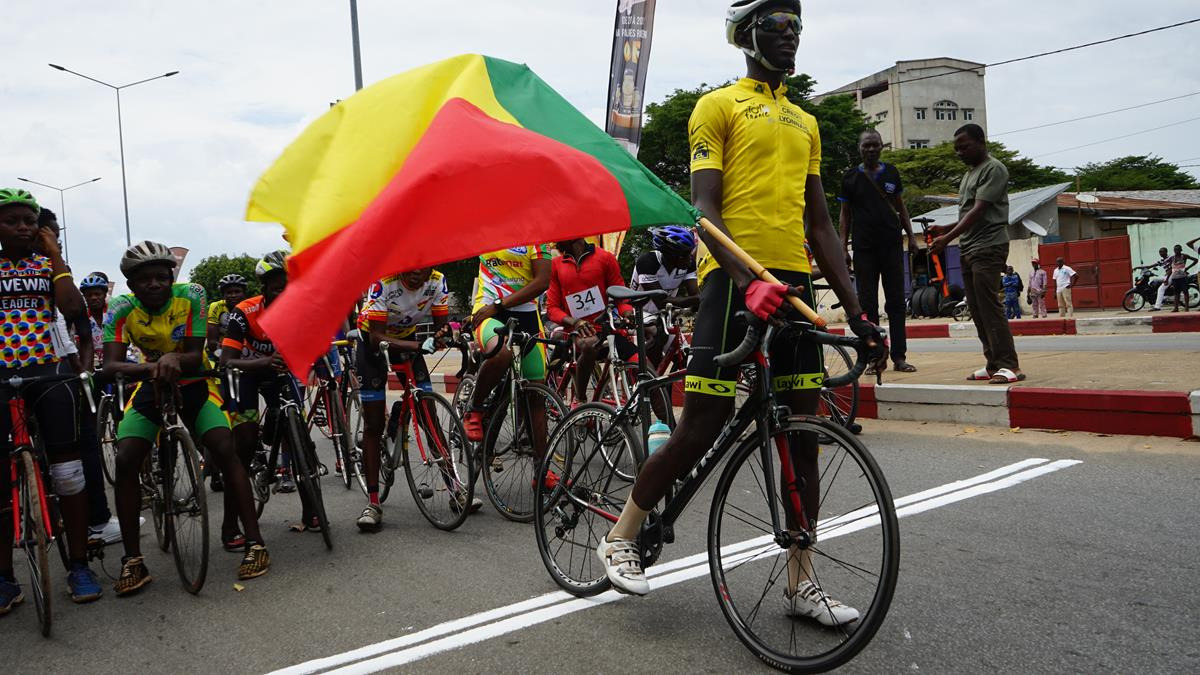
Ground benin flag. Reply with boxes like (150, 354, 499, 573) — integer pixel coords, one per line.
(246, 53, 694, 373)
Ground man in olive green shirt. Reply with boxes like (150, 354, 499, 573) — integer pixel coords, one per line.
(930, 123, 1023, 384)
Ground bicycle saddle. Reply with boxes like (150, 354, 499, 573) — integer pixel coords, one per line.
(606, 285, 668, 305)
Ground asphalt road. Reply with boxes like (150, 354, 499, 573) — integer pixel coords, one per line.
(909, 333, 1200, 353)
(5, 421, 1198, 674)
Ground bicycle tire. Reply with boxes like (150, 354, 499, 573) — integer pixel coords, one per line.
(325, 390, 353, 491)
(821, 344, 859, 432)
(481, 381, 566, 523)
(403, 391, 474, 531)
(164, 430, 209, 594)
(343, 388, 368, 497)
(708, 415, 899, 673)
(451, 374, 476, 419)
(288, 408, 332, 550)
(1122, 290, 1144, 312)
(142, 450, 169, 552)
(379, 400, 404, 505)
(18, 451, 53, 637)
(1187, 282, 1200, 310)
(534, 402, 642, 597)
(97, 396, 118, 486)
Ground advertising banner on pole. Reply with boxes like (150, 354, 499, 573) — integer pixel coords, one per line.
(605, 0, 657, 156)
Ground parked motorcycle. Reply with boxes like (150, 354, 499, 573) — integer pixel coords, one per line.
(1122, 267, 1200, 311)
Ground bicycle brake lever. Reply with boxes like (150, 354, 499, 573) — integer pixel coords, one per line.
(80, 372, 97, 414)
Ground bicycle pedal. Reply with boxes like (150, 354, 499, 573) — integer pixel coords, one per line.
(318, 463, 329, 476)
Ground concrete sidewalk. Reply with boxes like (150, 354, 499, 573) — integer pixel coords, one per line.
(826, 308, 1200, 338)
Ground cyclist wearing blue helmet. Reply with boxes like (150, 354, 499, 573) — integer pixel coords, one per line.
(630, 226, 700, 366)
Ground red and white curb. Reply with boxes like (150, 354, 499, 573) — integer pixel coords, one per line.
(825, 312, 1200, 339)
(847, 383, 1200, 439)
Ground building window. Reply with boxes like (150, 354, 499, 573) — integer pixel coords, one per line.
(914, 107, 927, 120)
(908, 139, 930, 149)
(934, 99, 959, 121)
(963, 108, 974, 121)
(875, 111, 887, 121)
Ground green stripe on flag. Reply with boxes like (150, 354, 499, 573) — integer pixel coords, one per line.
(484, 56, 698, 228)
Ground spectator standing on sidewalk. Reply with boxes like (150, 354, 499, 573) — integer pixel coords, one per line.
(1167, 244, 1198, 313)
(1002, 265, 1023, 319)
(1053, 258, 1077, 318)
(1148, 247, 1171, 312)
(839, 129, 920, 373)
(1028, 258, 1048, 318)
(930, 123, 1023, 384)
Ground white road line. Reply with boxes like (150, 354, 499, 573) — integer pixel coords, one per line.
(273, 458, 1077, 675)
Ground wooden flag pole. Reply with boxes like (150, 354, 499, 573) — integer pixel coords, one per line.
(696, 216, 827, 329)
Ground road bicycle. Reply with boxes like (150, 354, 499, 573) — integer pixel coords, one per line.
(4, 371, 95, 637)
(96, 385, 119, 486)
(535, 286, 899, 673)
(110, 372, 213, 594)
(374, 341, 476, 530)
(242, 369, 333, 550)
(306, 339, 364, 494)
(460, 318, 567, 522)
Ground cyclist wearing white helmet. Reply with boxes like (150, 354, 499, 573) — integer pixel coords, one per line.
(630, 226, 700, 365)
(597, 1, 883, 627)
(206, 272, 249, 358)
(103, 241, 270, 594)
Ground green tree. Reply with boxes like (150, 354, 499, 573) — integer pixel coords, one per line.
(883, 142, 1070, 216)
(187, 254, 260, 302)
(1075, 155, 1199, 191)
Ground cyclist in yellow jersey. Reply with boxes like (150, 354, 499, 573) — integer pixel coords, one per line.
(462, 245, 552, 443)
(206, 273, 248, 358)
(103, 241, 269, 594)
(598, 1, 884, 626)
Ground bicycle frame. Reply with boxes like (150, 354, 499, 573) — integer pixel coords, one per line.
(7, 397, 53, 551)
(378, 345, 466, 495)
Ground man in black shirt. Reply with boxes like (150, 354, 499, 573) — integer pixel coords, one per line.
(839, 129, 919, 372)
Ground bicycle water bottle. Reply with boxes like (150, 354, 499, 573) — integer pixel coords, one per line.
(646, 420, 671, 455)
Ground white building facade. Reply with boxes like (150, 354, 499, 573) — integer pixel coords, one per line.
(813, 58, 988, 150)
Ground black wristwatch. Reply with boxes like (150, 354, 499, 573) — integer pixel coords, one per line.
(493, 298, 503, 311)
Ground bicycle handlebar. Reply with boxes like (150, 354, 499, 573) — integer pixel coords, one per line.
(712, 312, 882, 388)
(0, 371, 97, 415)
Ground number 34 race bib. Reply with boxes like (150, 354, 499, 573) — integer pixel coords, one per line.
(566, 286, 603, 319)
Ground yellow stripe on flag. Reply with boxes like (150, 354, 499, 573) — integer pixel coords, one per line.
(246, 54, 519, 254)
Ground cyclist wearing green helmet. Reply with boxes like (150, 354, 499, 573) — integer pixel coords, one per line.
(0, 188, 104, 608)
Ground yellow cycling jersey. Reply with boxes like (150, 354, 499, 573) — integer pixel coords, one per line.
(473, 245, 552, 313)
(689, 77, 820, 280)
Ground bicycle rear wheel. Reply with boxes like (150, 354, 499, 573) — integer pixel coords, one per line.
(18, 452, 52, 636)
(325, 389, 354, 491)
(820, 344, 859, 431)
(481, 382, 565, 522)
(534, 402, 642, 596)
(97, 396, 118, 486)
(164, 430, 210, 594)
(403, 391, 474, 530)
(708, 415, 899, 673)
(289, 408, 332, 550)
(141, 450, 169, 552)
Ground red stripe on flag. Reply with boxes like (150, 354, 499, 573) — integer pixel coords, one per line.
(262, 97, 632, 374)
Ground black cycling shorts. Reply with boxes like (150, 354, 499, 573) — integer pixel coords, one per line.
(228, 373, 304, 426)
(356, 345, 430, 403)
(685, 269, 822, 397)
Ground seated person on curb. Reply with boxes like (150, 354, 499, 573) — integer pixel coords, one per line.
(629, 226, 700, 367)
(103, 241, 269, 595)
(546, 237, 636, 405)
(594, 1, 885, 629)
(463, 245, 552, 447)
(219, 251, 321, 538)
(354, 267, 481, 532)
(0, 188, 102, 611)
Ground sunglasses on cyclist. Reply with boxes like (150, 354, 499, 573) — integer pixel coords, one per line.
(754, 11, 802, 35)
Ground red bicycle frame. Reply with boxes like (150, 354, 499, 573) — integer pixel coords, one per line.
(8, 397, 53, 547)
(388, 359, 455, 485)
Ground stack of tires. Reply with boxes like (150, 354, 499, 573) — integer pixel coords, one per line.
(909, 284, 965, 318)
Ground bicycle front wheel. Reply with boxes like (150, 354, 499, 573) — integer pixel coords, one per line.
(403, 391, 474, 531)
(97, 396, 118, 486)
(18, 452, 53, 636)
(534, 402, 642, 596)
(481, 382, 565, 522)
(326, 390, 354, 491)
(164, 430, 210, 594)
(708, 415, 899, 673)
(288, 408, 332, 550)
(820, 344, 859, 431)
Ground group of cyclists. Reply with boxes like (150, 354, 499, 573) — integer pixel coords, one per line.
(3, 2, 900, 671)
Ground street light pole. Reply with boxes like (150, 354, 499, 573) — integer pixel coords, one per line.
(16, 176, 102, 264)
(349, 0, 364, 90)
(49, 64, 179, 246)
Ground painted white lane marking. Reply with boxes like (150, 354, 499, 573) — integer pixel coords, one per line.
(288, 458, 1080, 674)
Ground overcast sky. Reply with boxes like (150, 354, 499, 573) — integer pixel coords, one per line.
(4, 1, 1198, 286)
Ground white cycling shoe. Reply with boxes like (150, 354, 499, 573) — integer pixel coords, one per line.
(784, 580, 860, 627)
(596, 536, 649, 596)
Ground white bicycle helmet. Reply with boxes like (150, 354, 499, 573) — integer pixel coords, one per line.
(119, 240, 177, 278)
(725, 0, 803, 73)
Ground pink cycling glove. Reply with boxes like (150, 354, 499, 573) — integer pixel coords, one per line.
(744, 280, 788, 321)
